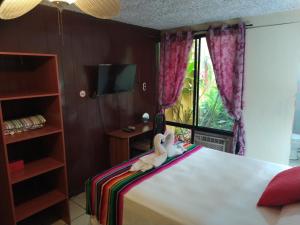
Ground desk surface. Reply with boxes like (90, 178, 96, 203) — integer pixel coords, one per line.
(107, 122, 153, 139)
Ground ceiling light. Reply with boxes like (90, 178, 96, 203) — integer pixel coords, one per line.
(0, 0, 120, 20)
(48, 0, 77, 5)
(75, 0, 120, 19)
(48, 0, 76, 11)
(0, 0, 42, 20)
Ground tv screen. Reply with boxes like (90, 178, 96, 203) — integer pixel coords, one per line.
(97, 64, 136, 95)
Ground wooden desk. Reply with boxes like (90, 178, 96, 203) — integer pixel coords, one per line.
(107, 123, 153, 166)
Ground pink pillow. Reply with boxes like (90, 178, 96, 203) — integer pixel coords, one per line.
(257, 166, 300, 207)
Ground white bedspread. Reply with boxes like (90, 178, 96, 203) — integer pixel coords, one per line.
(121, 147, 296, 225)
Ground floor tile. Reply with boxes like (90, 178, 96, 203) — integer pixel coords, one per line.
(69, 200, 85, 221)
(72, 214, 90, 225)
(90, 216, 100, 225)
(51, 219, 66, 225)
(71, 192, 86, 209)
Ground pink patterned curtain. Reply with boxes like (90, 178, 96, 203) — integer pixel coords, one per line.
(206, 23, 246, 155)
(159, 31, 193, 109)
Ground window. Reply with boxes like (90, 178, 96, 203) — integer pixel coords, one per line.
(165, 37, 233, 141)
(166, 125, 192, 143)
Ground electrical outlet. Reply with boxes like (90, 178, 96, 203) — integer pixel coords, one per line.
(142, 82, 147, 92)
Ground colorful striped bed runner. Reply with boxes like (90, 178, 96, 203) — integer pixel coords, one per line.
(86, 143, 202, 225)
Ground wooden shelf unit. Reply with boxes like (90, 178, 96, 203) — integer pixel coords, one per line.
(0, 52, 70, 225)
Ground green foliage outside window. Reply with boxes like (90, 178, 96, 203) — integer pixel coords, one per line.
(198, 55, 234, 131)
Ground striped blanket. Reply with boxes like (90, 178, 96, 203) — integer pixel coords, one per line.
(86, 143, 202, 225)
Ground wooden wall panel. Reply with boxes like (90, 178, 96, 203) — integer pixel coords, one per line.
(0, 5, 160, 195)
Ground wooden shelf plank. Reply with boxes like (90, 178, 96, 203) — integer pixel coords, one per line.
(0, 52, 57, 57)
(4, 125, 62, 144)
(0, 92, 59, 101)
(15, 190, 66, 222)
(107, 122, 153, 139)
(10, 158, 64, 184)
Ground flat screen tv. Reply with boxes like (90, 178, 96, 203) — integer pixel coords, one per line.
(96, 64, 137, 95)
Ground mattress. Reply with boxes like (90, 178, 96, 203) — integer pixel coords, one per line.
(122, 147, 290, 225)
(88, 146, 299, 225)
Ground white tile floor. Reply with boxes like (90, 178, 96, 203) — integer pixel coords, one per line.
(53, 192, 90, 225)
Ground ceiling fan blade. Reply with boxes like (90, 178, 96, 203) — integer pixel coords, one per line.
(0, 0, 42, 20)
(75, 0, 120, 19)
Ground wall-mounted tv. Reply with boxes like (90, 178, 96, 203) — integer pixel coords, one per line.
(96, 64, 137, 95)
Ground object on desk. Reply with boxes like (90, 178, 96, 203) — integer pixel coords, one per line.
(122, 126, 136, 132)
(9, 160, 24, 172)
(142, 112, 150, 123)
(128, 126, 136, 131)
(122, 127, 133, 133)
(3, 114, 46, 135)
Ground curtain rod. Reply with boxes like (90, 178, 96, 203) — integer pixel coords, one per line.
(246, 20, 300, 30)
(193, 20, 300, 36)
(193, 24, 253, 36)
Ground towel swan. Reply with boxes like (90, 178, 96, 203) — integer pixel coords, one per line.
(163, 131, 185, 157)
(130, 131, 185, 172)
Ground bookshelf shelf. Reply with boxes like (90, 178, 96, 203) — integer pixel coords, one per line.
(0, 92, 59, 101)
(11, 157, 64, 184)
(15, 190, 66, 222)
(5, 125, 62, 145)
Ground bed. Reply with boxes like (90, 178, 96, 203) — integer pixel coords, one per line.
(86, 144, 300, 225)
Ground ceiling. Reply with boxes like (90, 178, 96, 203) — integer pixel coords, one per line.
(43, 0, 300, 30)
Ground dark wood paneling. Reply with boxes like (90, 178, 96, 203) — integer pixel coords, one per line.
(0, 5, 160, 195)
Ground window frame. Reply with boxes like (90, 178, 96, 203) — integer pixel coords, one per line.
(165, 34, 234, 143)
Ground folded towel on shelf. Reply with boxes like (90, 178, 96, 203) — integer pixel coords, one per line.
(3, 114, 46, 135)
(130, 132, 186, 172)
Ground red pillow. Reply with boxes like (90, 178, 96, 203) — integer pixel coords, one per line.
(257, 166, 300, 207)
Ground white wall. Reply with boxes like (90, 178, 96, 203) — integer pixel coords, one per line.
(293, 81, 300, 134)
(244, 10, 300, 164)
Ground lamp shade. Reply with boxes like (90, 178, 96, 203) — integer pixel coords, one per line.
(0, 0, 42, 20)
(75, 0, 120, 19)
(48, 0, 77, 4)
